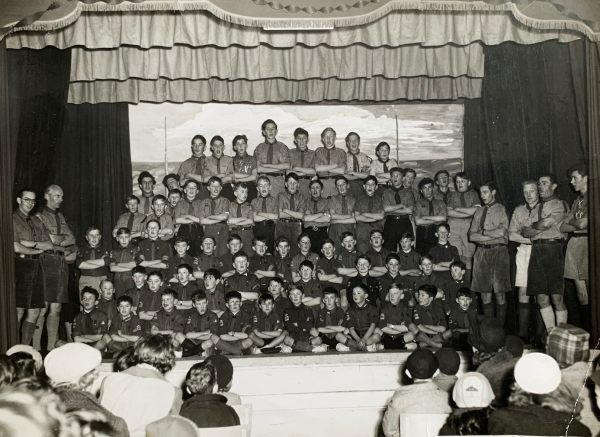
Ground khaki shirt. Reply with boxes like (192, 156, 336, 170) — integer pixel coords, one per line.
(328, 194, 356, 215)
(346, 152, 371, 173)
(469, 202, 508, 245)
(173, 196, 204, 220)
(315, 147, 347, 168)
(290, 149, 316, 169)
(304, 196, 330, 227)
(204, 155, 233, 177)
(251, 195, 278, 215)
(382, 187, 415, 216)
(13, 210, 51, 245)
(277, 191, 307, 214)
(198, 196, 230, 217)
(226, 153, 257, 175)
(177, 155, 205, 180)
(447, 189, 480, 209)
(254, 141, 290, 166)
(509, 203, 539, 239)
(530, 196, 568, 240)
(369, 158, 398, 175)
(563, 193, 588, 233)
(415, 198, 447, 220)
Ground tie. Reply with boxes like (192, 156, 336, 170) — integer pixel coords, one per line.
(313, 200, 318, 214)
(326, 148, 331, 165)
(479, 205, 489, 231)
(394, 188, 402, 204)
(144, 198, 151, 215)
(90, 247, 97, 261)
(150, 241, 156, 260)
(54, 210, 62, 234)
(261, 197, 267, 213)
(290, 194, 295, 211)
(459, 192, 466, 208)
(210, 198, 216, 215)
(25, 216, 35, 233)
(368, 196, 373, 211)
(300, 151, 305, 168)
(216, 158, 221, 174)
(538, 199, 545, 221)
(187, 199, 193, 215)
(127, 212, 135, 232)
(341, 196, 348, 215)
(267, 143, 274, 164)
(352, 154, 359, 172)
(383, 160, 389, 173)
(194, 157, 203, 175)
(237, 202, 242, 217)
(428, 200, 434, 216)
(325, 311, 333, 327)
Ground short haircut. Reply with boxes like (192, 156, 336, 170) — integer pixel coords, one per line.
(146, 218, 161, 229)
(322, 287, 339, 298)
(269, 277, 285, 287)
(227, 234, 241, 244)
(299, 260, 314, 271)
(375, 141, 390, 153)
(345, 131, 360, 143)
(293, 127, 308, 138)
(456, 287, 472, 299)
(389, 167, 403, 176)
(152, 194, 167, 205)
(321, 127, 336, 137)
(450, 260, 467, 271)
(369, 229, 383, 238)
(185, 362, 216, 395)
(207, 176, 222, 186)
(567, 164, 588, 178)
(168, 188, 182, 197)
(363, 175, 378, 186)
(418, 284, 437, 298)
(257, 175, 271, 185)
(133, 335, 175, 374)
(435, 222, 450, 233)
(173, 237, 189, 246)
(85, 225, 100, 235)
(400, 232, 414, 241)
(162, 173, 180, 187)
(232, 251, 248, 262)
(258, 293, 274, 305)
(355, 254, 371, 265)
(80, 286, 99, 301)
(177, 264, 193, 275)
(521, 179, 537, 188)
(131, 265, 147, 276)
(334, 175, 349, 185)
(285, 172, 299, 182)
(297, 233, 311, 244)
(341, 231, 355, 241)
(204, 268, 221, 280)
(420, 254, 434, 264)
(480, 180, 497, 192)
(434, 170, 449, 181)
(538, 173, 558, 185)
(192, 290, 207, 303)
(309, 179, 323, 189)
(117, 295, 134, 306)
(321, 238, 335, 248)
(232, 134, 248, 146)
(183, 179, 199, 189)
(161, 288, 178, 300)
(233, 182, 248, 192)
(99, 278, 113, 290)
(126, 195, 139, 204)
(225, 290, 242, 302)
(252, 235, 268, 246)
(418, 177, 435, 190)
(453, 171, 470, 184)
(116, 227, 131, 236)
(210, 135, 224, 147)
(385, 253, 400, 264)
(202, 235, 216, 245)
(137, 171, 156, 185)
(147, 271, 163, 281)
(275, 236, 290, 246)
(261, 119, 277, 131)
(404, 168, 416, 177)
(16, 187, 35, 200)
(191, 134, 206, 145)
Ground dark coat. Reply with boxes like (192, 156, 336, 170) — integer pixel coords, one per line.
(179, 393, 240, 428)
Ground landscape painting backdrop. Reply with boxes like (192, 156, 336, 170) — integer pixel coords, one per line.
(129, 103, 464, 195)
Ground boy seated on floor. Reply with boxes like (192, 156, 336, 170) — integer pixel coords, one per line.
(178, 291, 219, 357)
(210, 291, 254, 355)
(315, 287, 349, 352)
(294, 260, 323, 318)
(97, 279, 118, 325)
(108, 295, 142, 355)
(338, 285, 383, 352)
(410, 284, 447, 349)
(377, 285, 417, 350)
(150, 288, 188, 349)
(442, 287, 479, 350)
(72, 286, 111, 351)
(248, 293, 287, 353)
(282, 286, 326, 353)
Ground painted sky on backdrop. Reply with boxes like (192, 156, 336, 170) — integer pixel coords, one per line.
(129, 103, 463, 162)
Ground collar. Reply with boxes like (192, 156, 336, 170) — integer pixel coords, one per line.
(16, 209, 29, 219)
(44, 206, 58, 213)
(378, 158, 388, 164)
(484, 200, 496, 208)
(542, 194, 558, 202)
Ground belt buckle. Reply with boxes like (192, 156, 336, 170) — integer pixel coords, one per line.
(312, 226, 319, 231)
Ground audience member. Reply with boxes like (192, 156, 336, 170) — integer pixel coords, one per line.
(203, 354, 242, 406)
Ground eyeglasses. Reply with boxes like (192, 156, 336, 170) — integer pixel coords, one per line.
(22, 198, 36, 203)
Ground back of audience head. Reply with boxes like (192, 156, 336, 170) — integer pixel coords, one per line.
(44, 343, 101, 390)
(113, 346, 136, 372)
(202, 355, 234, 393)
(444, 408, 490, 436)
(545, 324, 590, 368)
(405, 349, 438, 380)
(132, 335, 175, 374)
(184, 362, 217, 396)
(453, 372, 495, 409)
(434, 347, 460, 376)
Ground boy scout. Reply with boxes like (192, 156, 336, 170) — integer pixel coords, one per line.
(414, 178, 447, 255)
(72, 287, 111, 351)
(77, 225, 110, 291)
(227, 182, 254, 251)
(113, 195, 146, 240)
(251, 176, 279, 254)
(276, 172, 306, 253)
(199, 176, 230, 257)
(446, 171, 480, 268)
(173, 179, 204, 256)
(345, 132, 371, 198)
(314, 127, 347, 197)
(382, 167, 415, 252)
(354, 176, 385, 254)
(289, 127, 316, 197)
(303, 179, 331, 252)
(254, 119, 290, 199)
(328, 176, 356, 249)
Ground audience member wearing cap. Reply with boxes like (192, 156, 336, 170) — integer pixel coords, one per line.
(6, 345, 43, 372)
(488, 353, 591, 437)
(439, 372, 495, 436)
(382, 349, 452, 437)
(180, 362, 240, 428)
(545, 324, 597, 433)
(433, 347, 461, 392)
(100, 335, 183, 437)
(201, 354, 241, 406)
(44, 343, 130, 437)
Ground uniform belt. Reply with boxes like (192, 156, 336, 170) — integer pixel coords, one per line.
(478, 243, 506, 249)
(255, 220, 274, 225)
(571, 234, 588, 238)
(304, 225, 328, 231)
(532, 238, 563, 245)
(17, 253, 40, 259)
(44, 250, 64, 255)
(229, 226, 253, 231)
(280, 218, 301, 223)
(386, 214, 410, 219)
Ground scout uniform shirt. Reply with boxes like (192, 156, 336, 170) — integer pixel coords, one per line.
(283, 304, 315, 339)
(198, 283, 227, 313)
(346, 274, 382, 308)
(151, 308, 188, 334)
(114, 211, 147, 236)
(343, 302, 379, 336)
(72, 308, 109, 337)
(469, 201, 509, 245)
(529, 195, 568, 241)
(178, 155, 206, 182)
(272, 294, 292, 320)
(379, 301, 413, 332)
(109, 313, 143, 336)
(137, 237, 171, 268)
(217, 309, 252, 335)
(316, 306, 345, 340)
(97, 299, 118, 325)
(413, 300, 447, 327)
(252, 310, 283, 332)
(204, 155, 233, 178)
(184, 310, 219, 337)
(77, 244, 110, 278)
(369, 158, 399, 176)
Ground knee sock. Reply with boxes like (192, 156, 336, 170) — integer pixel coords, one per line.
(518, 303, 530, 338)
(539, 306, 556, 331)
(20, 321, 36, 346)
(482, 303, 494, 318)
(496, 303, 507, 326)
(579, 305, 591, 333)
(555, 309, 568, 326)
(46, 314, 60, 351)
(33, 314, 45, 351)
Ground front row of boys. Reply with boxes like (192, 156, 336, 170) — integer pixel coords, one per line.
(72, 266, 478, 355)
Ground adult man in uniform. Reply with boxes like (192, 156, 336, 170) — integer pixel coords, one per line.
(137, 171, 157, 216)
(560, 166, 590, 331)
(382, 167, 415, 252)
(303, 179, 331, 253)
(173, 179, 204, 256)
(328, 176, 356, 250)
(446, 171, 480, 269)
(178, 134, 207, 190)
(36, 184, 77, 351)
(13, 188, 53, 346)
(414, 178, 447, 255)
(345, 132, 371, 199)
(314, 127, 347, 198)
(508, 180, 539, 340)
(523, 174, 569, 332)
(469, 181, 511, 324)
(354, 176, 385, 254)
(254, 119, 290, 199)
(289, 127, 316, 198)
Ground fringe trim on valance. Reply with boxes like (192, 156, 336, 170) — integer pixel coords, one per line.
(9, 0, 600, 41)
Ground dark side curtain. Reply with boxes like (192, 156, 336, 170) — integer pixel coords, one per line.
(464, 41, 586, 212)
(0, 39, 18, 352)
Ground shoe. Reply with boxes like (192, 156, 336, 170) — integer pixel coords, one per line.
(366, 344, 377, 352)
(336, 343, 350, 352)
(251, 346, 262, 355)
(311, 345, 328, 353)
(280, 345, 293, 353)
(376, 344, 385, 351)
